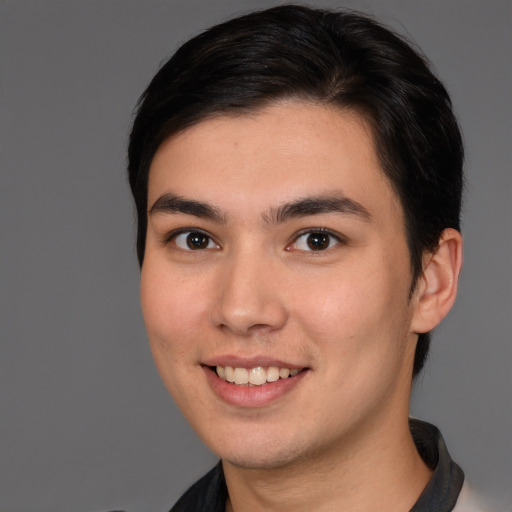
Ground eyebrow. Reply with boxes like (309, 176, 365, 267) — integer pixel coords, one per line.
(264, 194, 372, 225)
(149, 193, 227, 223)
(148, 192, 371, 225)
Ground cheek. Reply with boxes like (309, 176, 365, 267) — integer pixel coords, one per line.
(141, 261, 203, 332)
(140, 263, 211, 408)
(139, 261, 209, 377)
(292, 267, 370, 333)
(292, 257, 412, 358)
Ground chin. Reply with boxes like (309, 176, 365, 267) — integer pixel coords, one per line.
(222, 449, 303, 471)
(210, 432, 317, 471)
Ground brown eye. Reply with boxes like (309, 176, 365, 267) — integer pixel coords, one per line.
(173, 231, 219, 250)
(186, 232, 209, 249)
(306, 233, 330, 250)
(290, 230, 342, 252)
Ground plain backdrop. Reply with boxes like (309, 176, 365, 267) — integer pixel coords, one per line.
(1, 1, 510, 511)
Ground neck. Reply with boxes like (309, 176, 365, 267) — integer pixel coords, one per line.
(223, 416, 432, 512)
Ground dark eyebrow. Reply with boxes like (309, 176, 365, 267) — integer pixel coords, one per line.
(149, 193, 226, 223)
(264, 194, 372, 224)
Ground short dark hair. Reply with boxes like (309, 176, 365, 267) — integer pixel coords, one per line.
(128, 5, 463, 377)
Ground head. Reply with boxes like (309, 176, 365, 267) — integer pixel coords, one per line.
(129, 5, 464, 469)
(128, 5, 463, 379)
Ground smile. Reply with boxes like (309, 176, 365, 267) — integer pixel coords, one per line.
(215, 366, 301, 386)
(203, 362, 309, 407)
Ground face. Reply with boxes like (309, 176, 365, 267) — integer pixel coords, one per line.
(141, 102, 421, 470)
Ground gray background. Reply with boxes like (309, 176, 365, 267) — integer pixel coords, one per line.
(1, 1, 510, 511)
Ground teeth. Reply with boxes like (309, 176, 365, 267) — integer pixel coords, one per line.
(234, 368, 249, 385)
(249, 367, 267, 385)
(225, 366, 235, 383)
(266, 367, 280, 382)
(215, 365, 302, 386)
(279, 368, 290, 379)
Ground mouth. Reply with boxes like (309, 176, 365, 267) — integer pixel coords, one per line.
(208, 365, 305, 386)
(202, 361, 309, 407)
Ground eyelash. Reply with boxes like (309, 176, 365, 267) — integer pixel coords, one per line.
(163, 227, 346, 252)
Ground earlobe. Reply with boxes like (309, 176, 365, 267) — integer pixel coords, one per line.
(411, 228, 463, 333)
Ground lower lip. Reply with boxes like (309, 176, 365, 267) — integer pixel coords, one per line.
(203, 366, 308, 408)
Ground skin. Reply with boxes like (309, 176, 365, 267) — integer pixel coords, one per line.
(140, 102, 462, 511)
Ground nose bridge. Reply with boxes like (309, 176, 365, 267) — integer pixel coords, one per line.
(211, 243, 288, 335)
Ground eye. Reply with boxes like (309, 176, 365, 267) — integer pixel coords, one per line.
(289, 230, 342, 252)
(172, 230, 219, 250)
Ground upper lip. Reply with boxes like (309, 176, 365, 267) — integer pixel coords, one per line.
(202, 355, 306, 369)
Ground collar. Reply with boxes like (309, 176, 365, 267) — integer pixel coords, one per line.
(409, 419, 464, 511)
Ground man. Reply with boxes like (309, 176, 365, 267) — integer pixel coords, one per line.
(127, 5, 484, 511)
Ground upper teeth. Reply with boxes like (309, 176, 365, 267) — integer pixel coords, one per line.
(216, 366, 300, 386)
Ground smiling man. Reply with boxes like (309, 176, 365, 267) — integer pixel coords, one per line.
(127, 5, 480, 512)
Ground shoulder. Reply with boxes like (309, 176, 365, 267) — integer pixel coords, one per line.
(453, 483, 501, 512)
(170, 462, 227, 512)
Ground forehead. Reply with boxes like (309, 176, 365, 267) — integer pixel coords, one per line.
(147, 102, 402, 225)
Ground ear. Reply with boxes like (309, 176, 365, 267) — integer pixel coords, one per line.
(411, 228, 463, 334)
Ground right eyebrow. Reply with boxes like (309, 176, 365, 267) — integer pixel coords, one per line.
(148, 193, 227, 224)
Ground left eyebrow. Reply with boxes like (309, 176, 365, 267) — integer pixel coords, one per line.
(263, 194, 372, 225)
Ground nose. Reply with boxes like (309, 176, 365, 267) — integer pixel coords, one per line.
(211, 250, 289, 337)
